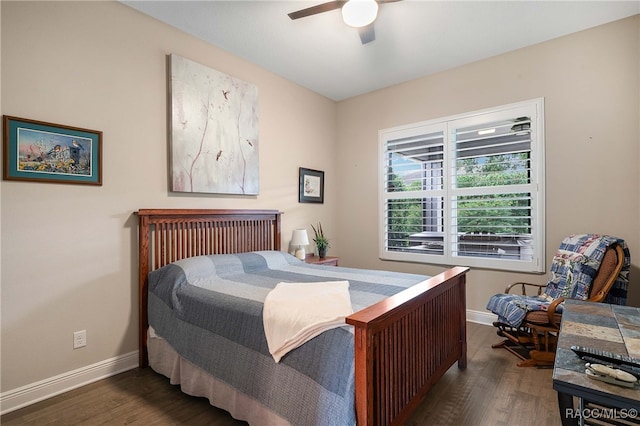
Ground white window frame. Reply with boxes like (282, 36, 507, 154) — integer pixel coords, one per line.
(378, 98, 545, 273)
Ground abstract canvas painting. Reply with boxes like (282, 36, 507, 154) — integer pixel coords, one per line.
(170, 54, 259, 194)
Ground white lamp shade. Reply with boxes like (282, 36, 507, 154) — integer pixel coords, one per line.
(291, 229, 309, 260)
(342, 0, 379, 28)
(291, 229, 309, 246)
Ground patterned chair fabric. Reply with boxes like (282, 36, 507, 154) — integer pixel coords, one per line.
(486, 234, 630, 327)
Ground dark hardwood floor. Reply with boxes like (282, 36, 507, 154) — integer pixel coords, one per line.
(1, 322, 561, 425)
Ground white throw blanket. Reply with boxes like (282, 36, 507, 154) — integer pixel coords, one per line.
(263, 281, 353, 363)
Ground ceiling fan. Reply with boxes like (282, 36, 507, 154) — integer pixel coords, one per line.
(288, 0, 402, 45)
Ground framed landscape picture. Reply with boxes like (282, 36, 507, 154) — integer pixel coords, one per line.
(299, 167, 324, 203)
(3, 115, 102, 185)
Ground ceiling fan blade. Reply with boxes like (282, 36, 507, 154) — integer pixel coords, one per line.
(358, 24, 375, 44)
(288, 1, 346, 20)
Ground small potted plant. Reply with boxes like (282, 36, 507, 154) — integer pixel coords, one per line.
(311, 222, 330, 258)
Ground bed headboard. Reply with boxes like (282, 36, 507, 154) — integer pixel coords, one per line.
(136, 208, 282, 366)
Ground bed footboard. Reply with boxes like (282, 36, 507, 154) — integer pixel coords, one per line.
(346, 266, 469, 426)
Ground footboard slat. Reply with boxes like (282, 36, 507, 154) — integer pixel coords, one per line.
(346, 266, 468, 426)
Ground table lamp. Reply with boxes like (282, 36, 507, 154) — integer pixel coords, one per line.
(291, 229, 309, 260)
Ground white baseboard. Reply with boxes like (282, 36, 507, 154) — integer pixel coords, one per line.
(2, 311, 493, 415)
(1, 351, 139, 415)
(467, 308, 497, 326)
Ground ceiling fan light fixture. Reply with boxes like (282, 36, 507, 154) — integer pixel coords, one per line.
(341, 0, 379, 28)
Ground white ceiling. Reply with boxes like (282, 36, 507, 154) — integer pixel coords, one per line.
(122, 1, 640, 101)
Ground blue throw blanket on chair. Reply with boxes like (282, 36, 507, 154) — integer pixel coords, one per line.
(486, 234, 630, 327)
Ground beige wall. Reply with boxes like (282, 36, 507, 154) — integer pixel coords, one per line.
(0, 1, 337, 392)
(1, 0, 639, 404)
(336, 15, 640, 312)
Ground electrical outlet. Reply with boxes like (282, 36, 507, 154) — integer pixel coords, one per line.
(73, 330, 86, 349)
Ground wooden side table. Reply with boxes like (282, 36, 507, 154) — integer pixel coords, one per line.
(305, 255, 339, 266)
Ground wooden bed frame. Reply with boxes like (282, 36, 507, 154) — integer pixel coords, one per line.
(137, 208, 469, 426)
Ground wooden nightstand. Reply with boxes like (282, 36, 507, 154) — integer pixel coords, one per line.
(304, 255, 339, 266)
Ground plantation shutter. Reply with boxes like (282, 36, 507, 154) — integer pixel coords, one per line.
(382, 126, 446, 256)
(450, 113, 535, 262)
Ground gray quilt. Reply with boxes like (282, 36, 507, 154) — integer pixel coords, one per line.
(148, 250, 429, 426)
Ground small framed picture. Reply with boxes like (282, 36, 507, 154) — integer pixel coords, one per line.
(3, 115, 102, 185)
(299, 167, 324, 203)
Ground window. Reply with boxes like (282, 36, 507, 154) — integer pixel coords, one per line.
(379, 99, 545, 272)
